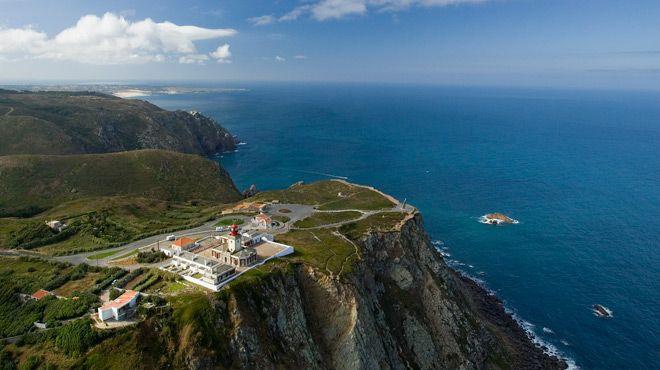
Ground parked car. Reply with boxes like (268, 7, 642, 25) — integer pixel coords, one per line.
(215, 226, 225, 232)
(166, 235, 176, 241)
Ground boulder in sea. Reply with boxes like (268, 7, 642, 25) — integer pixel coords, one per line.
(242, 184, 259, 198)
(481, 213, 518, 225)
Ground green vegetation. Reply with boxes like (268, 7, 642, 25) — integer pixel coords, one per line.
(293, 210, 362, 228)
(136, 250, 167, 264)
(2, 196, 227, 255)
(111, 249, 139, 261)
(42, 293, 97, 323)
(87, 249, 121, 260)
(171, 294, 221, 347)
(215, 217, 244, 226)
(339, 212, 407, 240)
(131, 269, 177, 292)
(53, 319, 98, 356)
(0, 150, 240, 217)
(252, 180, 394, 211)
(271, 215, 290, 223)
(276, 228, 357, 276)
(114, 268, 144, 289)
(0, 90, 235, 157)
(0, 258, 106, 338)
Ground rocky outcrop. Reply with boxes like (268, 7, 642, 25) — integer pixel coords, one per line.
(0, 91, 236, 156)
(156, 214, 565, 369)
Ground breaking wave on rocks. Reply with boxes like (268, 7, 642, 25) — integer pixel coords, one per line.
(431, 239, 578, 369)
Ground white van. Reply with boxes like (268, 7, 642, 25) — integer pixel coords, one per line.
(166, 235, 176, 241)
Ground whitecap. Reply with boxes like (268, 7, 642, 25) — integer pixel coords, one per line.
(542, 327, 555, 334)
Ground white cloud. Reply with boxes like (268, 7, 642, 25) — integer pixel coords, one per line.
(294, 55, 308, 59)
(0, 12, 237, 64)
(272, 0, 490, 22)
(178, 54, 209, 64)
(275, 56, 286, 62)
(248, 15, 276, 26)
(280, 6, 310, 22)
(210, 43, 232, 63)
(312, 0, 367, 21)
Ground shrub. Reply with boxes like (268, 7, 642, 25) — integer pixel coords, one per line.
(136, 250, 167, 264)
(54, 319, 98, 356)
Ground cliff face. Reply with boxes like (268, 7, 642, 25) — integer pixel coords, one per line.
(149, 214, 565, 370)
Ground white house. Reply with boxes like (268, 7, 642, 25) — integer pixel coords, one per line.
(252, 213, 273, 229)
(98, 290, 140, 321)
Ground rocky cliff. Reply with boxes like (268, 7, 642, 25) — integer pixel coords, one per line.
(138, 213, 566, 370)
(0, 90, 236, 156)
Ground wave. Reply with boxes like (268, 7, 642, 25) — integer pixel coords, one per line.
(432, 241, 579, 369)
(514, 316, 580, 369)
(283, 168, 348, 180)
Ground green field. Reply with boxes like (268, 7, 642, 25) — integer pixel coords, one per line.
(252, 180, 394, 211)
(0, 149, 240, 217)
(216, 217, 245, 226)
(87, 249, 122, 260)
(276, 228, 357, 276)
(293, 210, 362, 228)
(1, 196, 228, 255)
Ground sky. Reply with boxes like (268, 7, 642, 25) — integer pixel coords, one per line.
(0, 0, 659, 89)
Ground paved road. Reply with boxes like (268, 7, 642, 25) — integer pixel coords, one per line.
(55, 220, 221, 266)
(33, 195, 414, 267)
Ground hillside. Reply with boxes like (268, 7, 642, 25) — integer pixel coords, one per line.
(0, 149, 241, 217)
(1, 183, 566, 369)
(0, 90, 236, 156)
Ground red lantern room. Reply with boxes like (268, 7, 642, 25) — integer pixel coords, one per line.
(229, 224, 239, 236)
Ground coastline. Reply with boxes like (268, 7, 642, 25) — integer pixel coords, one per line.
(441, 249, 576, 369)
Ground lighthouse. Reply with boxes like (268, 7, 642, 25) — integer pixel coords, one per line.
(226, 224, 242, 253)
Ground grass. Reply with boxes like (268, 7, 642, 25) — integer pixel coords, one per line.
(275, 228, 357, 276)
(272, 215, 290, 223)
(87, 249, 121, 260)
(0, 256, 71, 293)
(0, 149, 240, 217)
(252, 180, 395, 211)
(111, 248, 139, 260)
(2, 196, 228, 255)
(53, 273, 102, 297)
(216, 218, 244, 226)
(162, 281, 189, 294)
(339, 212, 407, 240)
(293, 211, 362, 229)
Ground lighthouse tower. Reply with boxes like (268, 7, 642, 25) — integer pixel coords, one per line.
(226, 224, 242, 253)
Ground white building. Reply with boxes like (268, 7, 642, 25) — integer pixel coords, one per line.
(171, 251, 235, 285)
(98, 290, 140, 321)
(211, 224, 258, 268)
(45, 220, 66, 232)
(162, 237, 197, 256)
(252, 213, 273, 229)
(241, 231, 274, 247)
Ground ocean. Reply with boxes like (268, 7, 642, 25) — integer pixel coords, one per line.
(145, 82, 659, 369)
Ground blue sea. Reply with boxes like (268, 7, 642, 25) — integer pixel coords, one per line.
(145, 83, 659, 369)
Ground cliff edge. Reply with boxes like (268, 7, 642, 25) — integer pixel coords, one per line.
(130, 209, 566, 369)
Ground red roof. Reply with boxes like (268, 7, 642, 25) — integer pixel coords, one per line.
(101, 290, 139, 310)
(31, 289, 51, 300)
(172, 237, 195, 247)
(255, 214, 271, 222)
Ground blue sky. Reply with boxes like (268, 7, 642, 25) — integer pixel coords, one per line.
(1, 0, 659, 89)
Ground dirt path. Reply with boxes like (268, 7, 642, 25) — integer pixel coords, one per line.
(3, 106, 13, 117)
